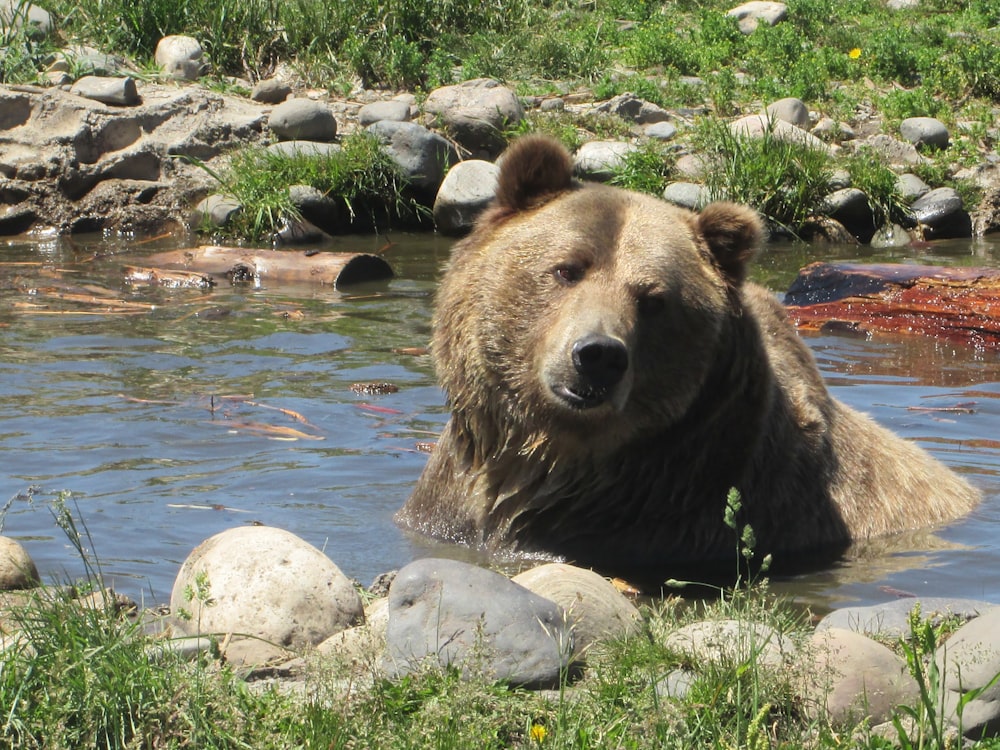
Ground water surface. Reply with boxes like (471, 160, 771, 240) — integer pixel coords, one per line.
(1, 232, 998, 613)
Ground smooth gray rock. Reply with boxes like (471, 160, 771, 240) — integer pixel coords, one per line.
(192, 193, 241, 228)
(655, 669, 696, 700)
(358, 100, 411, 127)
(154, 35, 205, 81)
(170, 526, 364, 652)
(433, 159, 499, 236)
(900, 116, 950, 149)
(870, 223, 914, 248)
(367, 120, 458, 197)
(935, 607, 1000, 737)
(674, 153, 708, 180)
(662, 181, 708, 210)
(0, 537, 38, 590)
(726, 1, 788, 34)
(817, 598, 996, 639)
(269, 98, 338, 142)
(897, 172, 931, 201)
(911, 186, 964, 227)
(383, 558, 574, 688)
(540, 97, 565, 112)
(288, 184, 344, 235)
(573, 140, 636, 182)
(821, 187, 875, 233)
(597, 93, 671, 125)
(70, 76, 139, 106)
(806, 627, 920, 726)
(731, 114, 831, 153)
(766, 97, 810, 130)
(422, 79, 524, 158)
(250, 78, 291, 104)
(644, 121, 678, 141)
(811, 117, 855, 142)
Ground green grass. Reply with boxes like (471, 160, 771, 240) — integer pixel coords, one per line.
(4, 497, 1000, 749)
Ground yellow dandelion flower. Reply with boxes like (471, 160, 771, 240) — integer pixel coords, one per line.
(848, 47, 862, 59)
(530, 724, 548, 743)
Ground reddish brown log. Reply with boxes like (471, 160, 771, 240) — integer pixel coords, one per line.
(784, 262, 1000, 348)
(128, 246, 393, 289)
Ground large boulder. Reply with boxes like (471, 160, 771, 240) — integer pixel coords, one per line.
(170, 526, 363, 649)
(432, 159, 499, 235)
(382, 558, 574, 688)
(423, 79, 524, 159)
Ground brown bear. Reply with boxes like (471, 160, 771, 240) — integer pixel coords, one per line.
(396, 135, 980, 583)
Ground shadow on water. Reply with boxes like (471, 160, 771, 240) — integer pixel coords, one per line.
(1, 231, 998, 613)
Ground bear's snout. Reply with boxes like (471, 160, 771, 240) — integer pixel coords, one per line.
(572, 334, 629, 389)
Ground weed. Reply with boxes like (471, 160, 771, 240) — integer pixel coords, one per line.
(609, 141, 675, 196)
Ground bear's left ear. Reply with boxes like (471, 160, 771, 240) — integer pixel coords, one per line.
(493, 135, 575, 215)
(696, 202, 764, 286)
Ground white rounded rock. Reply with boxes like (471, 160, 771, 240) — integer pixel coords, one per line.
(170, 526, 363, 649)
(0, 536, 38, 590)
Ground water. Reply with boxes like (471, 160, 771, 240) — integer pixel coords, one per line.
(1, 232, 998, 613)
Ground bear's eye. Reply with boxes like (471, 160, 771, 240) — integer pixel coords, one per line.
(637, 294, 666, 316)
(552, 264, 585, 285)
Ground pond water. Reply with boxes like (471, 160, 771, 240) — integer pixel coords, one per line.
(1, 231, 998, 614)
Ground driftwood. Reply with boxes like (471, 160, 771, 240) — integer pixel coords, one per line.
(125, 246, 393, 289)
(784, 262, 1000, 348)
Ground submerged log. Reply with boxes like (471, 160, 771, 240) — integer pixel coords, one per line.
(127, 246, 393, 289)
(784, 262, 1000, 348)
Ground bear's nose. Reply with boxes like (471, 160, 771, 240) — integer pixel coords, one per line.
(572, 334, 629, 389)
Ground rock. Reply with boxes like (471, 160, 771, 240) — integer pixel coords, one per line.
(288, 184, 345, 235)
(57, 45, 129, 77)
(662, 181, 709, 210)
(858, 134, 927, 167)
(367, 120, 458, 199)
(899, 116, 950, 149)
(1, 0, 50, 39)
(250, 78, 291, 104)
(897, 172, 931, 201)
(644, 121, 678, 141)
(422, 79, 524, 158)
(70, 76, 140, 107)
(170, 526, 364, 652)
(821, 187, 876, 238)
(0, 537, 38, 590)
(358, 100, 411, 127)
(806, 627, 920, 726)
(799, 215, 858, 244)
(317, 596, 389, 674)
(597, 93, 671, 125)
(655, 669, 697, 700)
(573, 140, 637, 182)
(432, 159, 499, 236)
(935, 606, 1000, 737)
(870, 223, 914, 248)
(766, 97, 810, 130)
(192, 193, 242, 229)
(816, 597, 995, 640)
(382, 558, 574, 688)
(674, 153, 708, 180)
(154, 35, 205, 81)
(540, 97, 565, 112)
(731, 114, 832, 153)
(265, 141, 342, 159)
(911, 186, 963, 227)
(664, 619, 795, 669)
(726, 1, 788, 34)
(269, 98, 338, 142)
(811, 117, 855, 142)
(512, 563, 642, 657)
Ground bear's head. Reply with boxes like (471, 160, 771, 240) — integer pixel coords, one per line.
(433, 136, 763, 453)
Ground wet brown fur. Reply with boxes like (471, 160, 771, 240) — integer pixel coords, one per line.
(396, 135, 980, 583)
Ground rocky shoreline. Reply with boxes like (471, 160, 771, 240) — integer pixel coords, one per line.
(4, 50, 1000, 243)
(2, 528, 999, 741)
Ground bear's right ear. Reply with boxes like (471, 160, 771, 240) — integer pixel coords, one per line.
(494, 135, 575, 214)
(696, 202, 764, 287)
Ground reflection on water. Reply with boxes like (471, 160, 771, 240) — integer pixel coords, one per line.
(1, 232, 999, 612)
